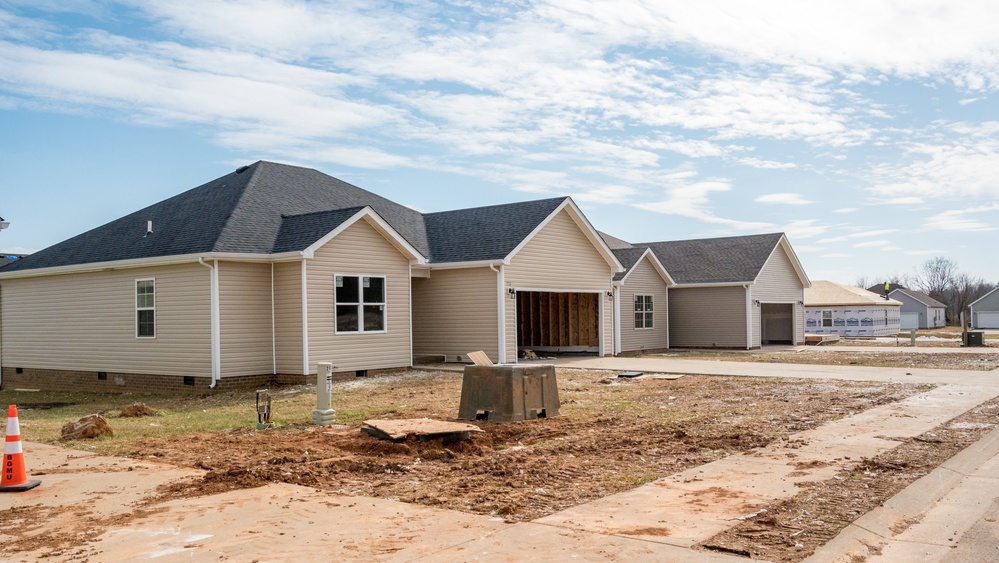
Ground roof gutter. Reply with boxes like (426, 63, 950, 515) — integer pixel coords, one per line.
(0, 251, 307, 280)
(198, 258, 221, 388)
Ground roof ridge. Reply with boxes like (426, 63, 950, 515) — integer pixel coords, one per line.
(424, 196, 568, 217)
(212, 162, 265, 252)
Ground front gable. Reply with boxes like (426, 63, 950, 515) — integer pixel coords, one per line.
(505, 208, 616, 289)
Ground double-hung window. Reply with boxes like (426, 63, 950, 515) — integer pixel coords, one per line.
(634, 295, 654, 329)
(822, 310, 833, 328)
(136, 279, 155, 338)
(335, 275, 386, 333)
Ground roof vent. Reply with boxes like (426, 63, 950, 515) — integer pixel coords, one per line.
(145, 220, 153, 237)
(235, 165, 250, 174)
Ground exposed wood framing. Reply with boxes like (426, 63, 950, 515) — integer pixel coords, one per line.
(516, 291, 598, 349)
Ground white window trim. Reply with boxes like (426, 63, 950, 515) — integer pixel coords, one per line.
(334, 274, 388, 334)
(634, 294, 654, 330)
(821, 310, 833, 328)
(135, 278, 156, 339)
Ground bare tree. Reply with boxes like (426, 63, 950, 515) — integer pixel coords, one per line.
(913, 257, 957, 303)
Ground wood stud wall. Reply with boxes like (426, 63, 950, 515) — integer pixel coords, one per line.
(516, 291, 599, 348)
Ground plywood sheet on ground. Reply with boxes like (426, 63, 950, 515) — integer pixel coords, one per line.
(362, 419, 483, 440)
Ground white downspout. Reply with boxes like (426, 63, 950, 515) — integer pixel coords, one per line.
(408, 262, 414, 367)
(664, 285, 670, 350)
(490, 263, 507, 364)
(271, 263, 276, 375)
(613, 286, 621, 355)
(745, 284, 753, 350)
(301, 259, 309, 376)
(198, 258, 221, 388)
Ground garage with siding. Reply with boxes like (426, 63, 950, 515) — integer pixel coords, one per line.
(970, 287, 999, 329)
(603, 232, 810, 350)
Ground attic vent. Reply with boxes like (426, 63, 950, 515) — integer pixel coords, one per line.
(235, 165, 250, 174)
(145, 220, 153, 237)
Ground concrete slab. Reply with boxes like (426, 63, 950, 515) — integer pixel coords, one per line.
(806, 426, 999, 563)
(416, 521, 748, 562)
(86, 482, 510, 562)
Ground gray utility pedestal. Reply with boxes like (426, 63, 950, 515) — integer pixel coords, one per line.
(457, 364, 560, 422)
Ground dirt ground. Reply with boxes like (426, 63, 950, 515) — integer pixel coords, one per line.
(117, 370, 932, 551)
(4, 365, 994, 561)
(652, 348, 999, 371)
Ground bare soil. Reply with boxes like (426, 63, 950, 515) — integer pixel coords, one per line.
(5, 365, 997, 561)
(652, 348, 999, 371)
(697, 396, 999, 561)
(129, 370, 923, 524)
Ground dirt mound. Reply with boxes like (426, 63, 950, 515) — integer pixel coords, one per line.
(61, 414, 113, 440)
(120, 403, 155, 418)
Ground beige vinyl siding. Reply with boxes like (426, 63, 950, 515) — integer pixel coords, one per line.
(668, 286, 747, 348)
(619, 257, 669, 353)
(1, 263, 211, 376)
(306, 219, 412, 373)
(412, 267, 499, 361)
(506, 209, 616, 358)
(218, 261, 274, 377)
(750, 246, 806, 346)
(273, 261, 304, 375)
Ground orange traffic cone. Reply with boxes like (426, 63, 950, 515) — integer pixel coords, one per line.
(1, 405, 41, 492)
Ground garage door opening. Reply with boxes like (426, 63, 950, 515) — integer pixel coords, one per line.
(761, 303, 794, 345)
(516, 291, 599, 356)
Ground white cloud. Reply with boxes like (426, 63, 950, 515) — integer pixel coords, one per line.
(833, 207, 858, 213)
(781, 219, 828, 239)
(924, 205, 999, 232)
(636, 180, 775, 230)
(854, 240, 891, 248)
(822, 253, 850, 258)
(737, 157, 796, 169)
(755, 192, 814, 205)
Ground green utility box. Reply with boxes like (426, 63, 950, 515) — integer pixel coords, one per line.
(965, 331, 985, 347)
(458, 364, 560, 422)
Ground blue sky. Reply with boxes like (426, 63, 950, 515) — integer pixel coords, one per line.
(1, 1, 997, 284)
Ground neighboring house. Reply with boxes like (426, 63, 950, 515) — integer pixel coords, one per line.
(889, 288, 948, 329)
(605, 232, 810, 349)
(969, 287, 999, 329)
(610, 247, 675, 354)
(0, 161, 622, 392)
(804, 280, 901, 337)
(866, 283, 906, 298)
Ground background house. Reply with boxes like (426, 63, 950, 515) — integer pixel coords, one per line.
(804, 280, 901, 337)
(970, 287, 999, 329)
(889, 288, 948, 329)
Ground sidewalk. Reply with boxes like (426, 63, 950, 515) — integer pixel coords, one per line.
(3, 358, 999, 561)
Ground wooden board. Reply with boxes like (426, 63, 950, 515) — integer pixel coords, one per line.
(362, 419, 483, 441)
(516, 291, 599, 348)
(467, 350, 493, 366)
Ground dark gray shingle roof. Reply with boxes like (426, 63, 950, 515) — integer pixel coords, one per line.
(423, 198, 567, 263)
(892, 288, 947, 308)
(611, 247, 650, 281)
(2, 162, 571, 272)
(636, 233, 784, 285)
(0, 254, 27, 269)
